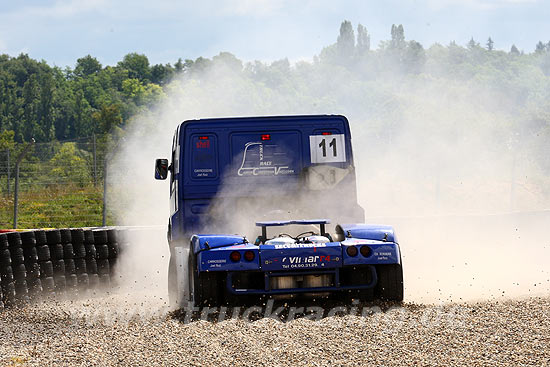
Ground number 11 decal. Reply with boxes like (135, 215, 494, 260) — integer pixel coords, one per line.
(310, 134, 346, 163)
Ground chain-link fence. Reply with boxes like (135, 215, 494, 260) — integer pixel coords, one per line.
(0, 136, 120, 229)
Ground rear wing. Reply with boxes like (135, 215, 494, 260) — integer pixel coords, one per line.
(255, 219, 331, 242)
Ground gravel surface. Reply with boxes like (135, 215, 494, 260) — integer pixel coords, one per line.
(1, 293, 549, 366)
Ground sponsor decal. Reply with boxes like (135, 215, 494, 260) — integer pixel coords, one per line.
(274, 243, 327, 249)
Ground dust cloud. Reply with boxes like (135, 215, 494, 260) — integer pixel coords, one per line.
(109, 52, 550, 305)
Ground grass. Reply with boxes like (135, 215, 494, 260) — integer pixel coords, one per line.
(0, 184, 114, 229)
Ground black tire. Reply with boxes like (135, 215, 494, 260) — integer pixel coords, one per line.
(39, 261, 54, 278)
(2, 281, 16, 306)
(375, 264, 404, 301)
(6, 232, 22, 248)
(23, 247, 38, 263)
(60, 229, 72, 244)
(64, 259, 76, 275)
(96, 244, 109, 259)
(53, 259, 65, 275)
(93, 230, 108, 245)
(0, 248, 12, 268)
(0, 234, 8, 249)
(70, 229, 84, 244)
(97, 259, 110, 275)
(77, 273, 89, 289)
(28, 278, 43, 296)
(14, 278, 28, 293)
(107, 229, 117, 244)
(20, 231, 36, 247)
(34, 230, 47, 245)
(63, 243, 75, 259)
(54, 275, 66, 291)
(73, 243, 86, 259)
(86, 258, 98, 274)
(88, 273, 99, 288)
(49, 244, 64, 260)
(41, 277, 55, 292)
(10, 246, 25, 265)
(191, 253, 221, 307)
(37, 245, 51, 262)
(74, 258, 87, 274)
(84, 230, 94, 244)
(66, 273, 78, 288)
(12, 263, 26, 280)
(25, 262, 40, 279)
(1, 266, 14, 283)
(84, 244, 96, 259)
(45, 230, 61, 245)
(98, 273, 111, 287)
(107, 243, 119, 259)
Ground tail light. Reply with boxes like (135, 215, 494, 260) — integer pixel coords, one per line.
(230, 251, 241, 262)
(360, 246, 371, 257)
(244, 250, 255, 261)
(346, 246, 358, 257)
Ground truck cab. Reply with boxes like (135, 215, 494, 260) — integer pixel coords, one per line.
(156, 115, 364, 246)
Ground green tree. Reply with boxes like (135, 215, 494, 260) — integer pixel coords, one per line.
(510, 45, 520, 55)
(118, 53, 151, 82)
(390, 24, 405, 49)
(337, 20, 355, 58)
(486, 37, 494, 51)
(356, 24, 371, 54)
(74, 55, 102, 77)
(49, 142, 91, 185)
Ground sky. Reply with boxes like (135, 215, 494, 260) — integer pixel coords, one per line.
(0, 0, 549, 68)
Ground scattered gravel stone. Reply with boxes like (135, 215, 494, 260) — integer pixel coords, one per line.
(0, 292, 548, 366)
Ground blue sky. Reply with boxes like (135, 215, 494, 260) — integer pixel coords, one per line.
(0, 0, 549, 67)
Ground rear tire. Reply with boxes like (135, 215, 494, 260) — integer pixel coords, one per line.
(375, 264, 404, 301)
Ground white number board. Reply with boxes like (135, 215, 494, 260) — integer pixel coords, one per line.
(309, 134, 346, 163)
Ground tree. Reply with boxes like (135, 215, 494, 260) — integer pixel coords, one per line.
(92, 104, 122, 133)
(535, 41, 547, 53)
(337, 20, 355, 58)
(356, 24, 371, 54)
(390, 24, 405, 49)
(117, 53, 151, 82)
(510, 44, 520, 55)
(49, 142, 91, 185)
(486, 37, 494, 51)
(467, 37, 479, 49)
(74, 55, 102, 77)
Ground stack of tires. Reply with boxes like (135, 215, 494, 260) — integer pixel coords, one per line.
(70, 229, 89, 292)
(35, 230, 55, 294)
(93, 229, 111, 287)
(0, 233, 15, 307)
(6, 232, 29, 303)
(59, 229, 78, 294)
(83, 229, 99, 290)
(106, 229, 119, 283)
(20, 231, 42, 299)
(46, 229, 66, 293)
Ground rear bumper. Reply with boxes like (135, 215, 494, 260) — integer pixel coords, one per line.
(226, 266, 377, 295)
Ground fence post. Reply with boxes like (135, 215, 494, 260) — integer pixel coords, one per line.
(6, 149, 10, 196)
(102, 158, 107, 227)
(93, 134, 97, 187)
(13, 139, 35, 229)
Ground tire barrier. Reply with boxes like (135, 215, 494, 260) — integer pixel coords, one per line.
(0, 227, 130, 310)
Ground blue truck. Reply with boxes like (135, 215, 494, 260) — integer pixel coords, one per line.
(154, 115, 403, 307)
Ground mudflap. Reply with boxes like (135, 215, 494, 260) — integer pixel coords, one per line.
(173, 246, 192, 308)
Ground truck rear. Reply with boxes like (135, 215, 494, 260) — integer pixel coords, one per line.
(154, 115, 403, 307)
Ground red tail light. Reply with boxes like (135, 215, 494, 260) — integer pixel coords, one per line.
(346, 246, 358, 257)
(198, 136, 209, 140)
(360, 246, 371, 257)
(261, 134, 271, 141)
(230, 251, 241, 262)
(244, 250, 255, 261)
(322, 132, 332, 135)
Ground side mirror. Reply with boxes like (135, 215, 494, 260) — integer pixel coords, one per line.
(155, 158, 169, 180)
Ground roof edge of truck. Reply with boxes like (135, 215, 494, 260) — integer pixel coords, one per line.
(180, 114, 349, 126)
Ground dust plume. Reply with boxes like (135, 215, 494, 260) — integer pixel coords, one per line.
(109, 43, 550, 305)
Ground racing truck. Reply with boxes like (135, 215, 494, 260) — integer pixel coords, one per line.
(154, 115, 403, 307)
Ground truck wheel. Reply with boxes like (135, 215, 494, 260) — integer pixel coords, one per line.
(375, 264, 404, 301)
